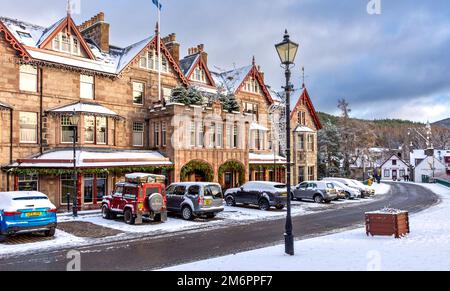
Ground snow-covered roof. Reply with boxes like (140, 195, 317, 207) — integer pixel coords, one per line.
(47, 102, 122, 118)
(249, 153, 286, 165)
(250, 123, 269, 131)
(11, 150, 173, 168)
(179, 54, 200, 76)
(211, 65, 253, 94)
(0, 16, 154, 76)
(295, 125, 315, 133)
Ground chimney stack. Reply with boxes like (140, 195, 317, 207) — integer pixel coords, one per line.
(77, 12, 110, 52)
(187, 44, 208, 65)
(162, 33, 180, 64)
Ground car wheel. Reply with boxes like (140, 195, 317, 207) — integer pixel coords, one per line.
(225, 196, 236, 206)
(102, 205, 111, 220)
(258, 199, 270, 211)
(124, 209, 135, 225)
(0, 234, 7, 243)
(44, 227, 56, 237)
(345, 192, 351, 200)
(182, 206, 194, 221)
(314, 195, 324, 204)
(275, 205, 285, 210)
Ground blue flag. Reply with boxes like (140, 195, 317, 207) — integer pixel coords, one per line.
(152, 0, 162, 10)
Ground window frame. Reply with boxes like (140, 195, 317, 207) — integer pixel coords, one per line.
(80, 74, 95, 100)
(132, 122, 145, 147)
(132, 81, 145, 105)
(19, 112, 38, 144)
(19, 64, 38, 93)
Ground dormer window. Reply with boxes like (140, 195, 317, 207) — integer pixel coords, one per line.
(17, 31, 32, 39)
(52, 31, 81, 56)
(139, 49, 169, 73)
(191, 67, 206, 83)
(243, 77, 260, 94)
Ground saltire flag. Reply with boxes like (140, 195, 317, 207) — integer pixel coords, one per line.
(152, 0, 162, 10)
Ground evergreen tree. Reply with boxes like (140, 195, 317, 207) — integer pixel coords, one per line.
(187, 87, 204, 105)
(170, 86, 189, 105)
(221, 93, 240, 113)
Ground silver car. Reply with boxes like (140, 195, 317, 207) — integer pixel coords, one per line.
(292, 181, 338, 203)
(166, 182, 224, 220)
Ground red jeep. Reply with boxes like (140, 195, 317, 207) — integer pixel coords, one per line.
(101, 173, 168, 225)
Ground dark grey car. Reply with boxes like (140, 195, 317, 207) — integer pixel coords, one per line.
(224, 181, 288, 211)
(166, 182, 224, 220)
(292, 181, 338, 203)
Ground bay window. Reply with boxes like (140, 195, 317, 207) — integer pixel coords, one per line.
(190, 121, 196, 147)
(298, 134, 305, 151)
(217, 124, 223, 148)
(84, 116, 107, 145)
(162, 122, 167, 146)
(84, 116, 95, 143)
(198, 122, 204, 148)
(61, 116, 74, 143)
(154, 123, 160, 147)
(96, 117, 107, 144)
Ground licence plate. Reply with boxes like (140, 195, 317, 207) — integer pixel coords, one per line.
(204, 200, 212, 206)
(280, 193, 288, 197)
(25, 212, 42, 217)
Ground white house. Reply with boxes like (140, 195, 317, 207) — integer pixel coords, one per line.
(414, 156, 447, 183)
(410, 149, 450, 168)
(380, 154, 411, 181)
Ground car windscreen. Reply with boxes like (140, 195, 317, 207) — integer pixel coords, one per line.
(13, 197, 48, 201)
(204, 185, 223, 199)
(273, 184, 287, 189)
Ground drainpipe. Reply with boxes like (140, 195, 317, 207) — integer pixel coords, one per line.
(7, 107, 13, 190)
(39, 67, 44, 154)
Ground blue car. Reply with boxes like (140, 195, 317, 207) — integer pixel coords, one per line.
(0, 191, 57, 242)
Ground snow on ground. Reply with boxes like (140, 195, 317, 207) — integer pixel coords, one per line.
(0, 230, 85, 257)
(369, 182, 391, 195)
(163, 183, 450, 271)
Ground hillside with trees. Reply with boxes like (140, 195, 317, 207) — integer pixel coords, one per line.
(317, 101, 450, 178)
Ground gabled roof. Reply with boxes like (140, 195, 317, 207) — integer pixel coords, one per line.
(290, 88, 322, 130)
(0, 16, 189, 84)
(380, 154, 411, 168)
(180, 53, 216, 87)
(212, 63, 274, 104)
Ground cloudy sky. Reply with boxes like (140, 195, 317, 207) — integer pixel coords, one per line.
(1, 0, 449, 122)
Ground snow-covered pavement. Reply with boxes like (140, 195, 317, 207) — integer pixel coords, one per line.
(163, 183, 450, 271)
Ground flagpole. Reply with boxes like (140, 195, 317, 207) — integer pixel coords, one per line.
(157, 0, 161, 102)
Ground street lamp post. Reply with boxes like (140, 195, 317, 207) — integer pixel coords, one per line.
(69, 111, 80, 217)
(275, 30, 299, 256)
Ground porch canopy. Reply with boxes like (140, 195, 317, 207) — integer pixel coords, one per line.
(250, 122, 269, 131)
(10, 149, 173, 169)
(46, 101, 124, 119)
(0, 101, 12, 110)
(249, 153, 286, 165)
(295, 125, 315, 133)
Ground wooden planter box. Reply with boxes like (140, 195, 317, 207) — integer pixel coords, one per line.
(365, 210, 410, 238)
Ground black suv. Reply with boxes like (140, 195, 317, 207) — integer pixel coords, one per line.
(224, 181, 288, 210)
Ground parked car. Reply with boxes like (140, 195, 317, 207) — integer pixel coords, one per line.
(349, 179, 375, 196)
(224, 181, 288, 211)
(322, 177, 370, 198)
(165, 182, 224, 220)
(0, 191, 57, 242)
(101, 173, 168, 225)
(292, 181, 338, 203)
(324, 180, 361, 199)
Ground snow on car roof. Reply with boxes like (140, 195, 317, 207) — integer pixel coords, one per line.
(169, 182, 221, 187)
(0, 191, 47, 199)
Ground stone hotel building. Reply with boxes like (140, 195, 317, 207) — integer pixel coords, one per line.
(0, 10, 321, 209)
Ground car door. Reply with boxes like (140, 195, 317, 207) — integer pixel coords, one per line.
(165, 185, 176, 211)
(111, 185, 124, 211)
(306, 183, 317, 199)
(235, 183, 248, 204)
(172, 185, 187, 212)
(295, 182, 308, 199)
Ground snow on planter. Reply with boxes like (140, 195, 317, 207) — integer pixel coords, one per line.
(365, 208, 410, 238)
